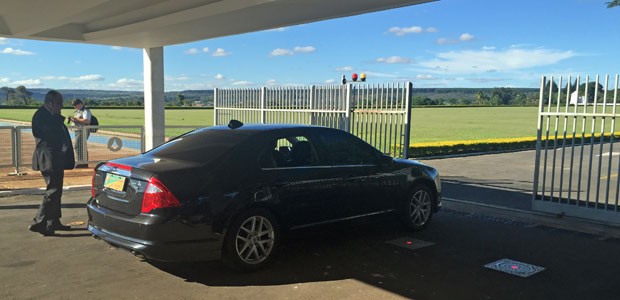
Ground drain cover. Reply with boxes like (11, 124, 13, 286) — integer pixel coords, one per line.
(484, 258, 545, 278)
(386, 237, 435, 250)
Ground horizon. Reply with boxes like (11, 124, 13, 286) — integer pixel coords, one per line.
(1, 0, 618, 92)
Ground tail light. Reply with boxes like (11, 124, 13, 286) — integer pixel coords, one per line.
(141, 177, 181, 213)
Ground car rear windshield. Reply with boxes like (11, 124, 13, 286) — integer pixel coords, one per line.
(145, 129, 254, 163)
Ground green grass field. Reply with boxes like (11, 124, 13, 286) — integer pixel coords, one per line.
(0, 107, 541, 143)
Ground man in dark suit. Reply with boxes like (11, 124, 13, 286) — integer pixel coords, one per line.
(28, 90, 76, 236)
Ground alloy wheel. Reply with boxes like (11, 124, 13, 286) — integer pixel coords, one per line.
(409, 189, 432, 226)
(234, 216, 275, 265)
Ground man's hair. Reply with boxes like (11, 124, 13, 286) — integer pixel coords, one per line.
(44, 90, 63, 105)
(71, 98, 83, 106)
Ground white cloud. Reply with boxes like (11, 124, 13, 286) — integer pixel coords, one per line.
(1, 47, 34, 55)
(270, 48, 293, 56)
(12, 79, 42, 86)
(232, 80, 253, 86)
(110, 78, 144, 89)
(0, 38, 8, 44)
(437, 38, 458, 45)
(482, 46, 496, 51)
(184, 48, 199, 55)
(426, 27, 438, 33)
(460, 33, 475, 41)
(40, 74, 104, 82)
(212, 48, 230, 57)
(376, 56, 412, 64)
(214, 74, 224, 80)
(324, 79, 336, 84)
(388, 26, 423, 36)
(416, 74, 434, 80)
(294, 46, 316, 53)
(337, 66, 354, 72)
(266, 79, 278, 86)
(417, 47, 577, 74)
(165, 75, 189, 82)
(111, 46, 123, 50)
(361, 71, 398, 78)
(1, 77, 10, 84)
(202, 47, 209, 53)
(74, 74, 104, 82)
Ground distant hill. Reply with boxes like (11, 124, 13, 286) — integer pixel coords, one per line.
(2, 87, 540, 107)
(23, 89, 214, 106)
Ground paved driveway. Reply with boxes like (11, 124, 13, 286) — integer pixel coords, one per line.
(2, 189, 620, 300)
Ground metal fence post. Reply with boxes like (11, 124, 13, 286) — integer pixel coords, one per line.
(345, 84, 352, 132)
(403, 82, 413, 158)
(140, 126, 146, 153)
(310, 85, 316, 125)
(532, 76, 546, 203)
(8, 126, 27, 176)
(213, 88, 219, 126)
(261, 86, 267, 124)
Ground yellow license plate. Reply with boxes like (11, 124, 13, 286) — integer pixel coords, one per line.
(104, 173, 126, 191)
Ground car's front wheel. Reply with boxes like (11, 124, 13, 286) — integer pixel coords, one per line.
(223, 208, 280, 271)
(401, 185, 434, 231)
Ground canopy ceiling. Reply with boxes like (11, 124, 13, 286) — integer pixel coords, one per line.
(0, 0, 432, 48)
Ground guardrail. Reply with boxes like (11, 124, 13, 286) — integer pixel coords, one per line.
(3, 125, 204, 175)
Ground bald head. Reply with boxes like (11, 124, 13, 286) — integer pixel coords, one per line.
(44, 90, 63, 115)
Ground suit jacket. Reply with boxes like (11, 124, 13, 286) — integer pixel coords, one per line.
(31, 105, 75, 172)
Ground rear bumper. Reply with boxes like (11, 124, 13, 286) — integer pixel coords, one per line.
(87, 200, 223, 262)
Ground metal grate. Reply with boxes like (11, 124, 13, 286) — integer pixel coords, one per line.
(386, 237, 435, 250)
(484, 258, 545, 278)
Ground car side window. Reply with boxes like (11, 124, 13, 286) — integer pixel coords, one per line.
(259, 135, 319, 168)
(318, 130, 380, 166)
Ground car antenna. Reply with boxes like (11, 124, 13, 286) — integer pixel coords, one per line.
(228, 119, 243, 129)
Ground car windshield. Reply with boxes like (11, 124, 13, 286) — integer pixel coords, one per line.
(145, 128, 254, 163)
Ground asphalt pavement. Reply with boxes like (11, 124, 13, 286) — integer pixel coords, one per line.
(2, 188, 620, 300)
(3, 150, 620, 299)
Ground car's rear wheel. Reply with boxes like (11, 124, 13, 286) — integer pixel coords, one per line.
(401, 185, 434, 231)
(223, 208, 280, 271)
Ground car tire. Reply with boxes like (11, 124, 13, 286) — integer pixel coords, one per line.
(222, 208, 280, 271)
(401, 184, 434, 231)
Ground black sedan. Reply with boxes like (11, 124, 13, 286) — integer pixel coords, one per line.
(87, 121, 441, 271)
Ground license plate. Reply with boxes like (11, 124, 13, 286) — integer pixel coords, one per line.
(104, 173, 126, 192)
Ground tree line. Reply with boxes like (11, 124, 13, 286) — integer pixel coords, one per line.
(1, 84, 614, 108)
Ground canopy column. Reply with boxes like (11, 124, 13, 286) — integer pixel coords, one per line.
(143, 47, 165, 150)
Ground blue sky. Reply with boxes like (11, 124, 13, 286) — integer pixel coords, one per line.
(0, 0, 618, 91)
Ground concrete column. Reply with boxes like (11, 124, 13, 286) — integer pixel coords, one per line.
(143, 47, 165, 150)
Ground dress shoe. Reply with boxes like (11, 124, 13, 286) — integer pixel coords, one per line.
(50, 220, 71, 231)
(28, 223, 55, 236)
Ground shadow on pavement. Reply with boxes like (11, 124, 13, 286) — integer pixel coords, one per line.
(147, 208, 620, 300)
(442, 179, 532, 210)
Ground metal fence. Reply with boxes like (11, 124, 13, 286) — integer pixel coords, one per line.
(214, 82, 412, 157)
(533, 74, 620, 225)
(3, 125, 203, 175)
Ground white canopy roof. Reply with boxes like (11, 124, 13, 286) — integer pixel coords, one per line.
(0, 0, 431, 48)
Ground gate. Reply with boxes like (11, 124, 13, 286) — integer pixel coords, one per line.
(533, 74, 620, 225)
(214, 82, 412, 158)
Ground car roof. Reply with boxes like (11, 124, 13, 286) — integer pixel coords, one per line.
(206, 123, 324, 132)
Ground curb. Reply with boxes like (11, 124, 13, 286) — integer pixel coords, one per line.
(443, 198, 620, 240)
(0, 185, 91, 198)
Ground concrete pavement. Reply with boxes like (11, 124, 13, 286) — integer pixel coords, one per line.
(2, 189, 620, 300)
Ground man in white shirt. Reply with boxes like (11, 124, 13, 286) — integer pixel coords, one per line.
(68, 99, 91, 168)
